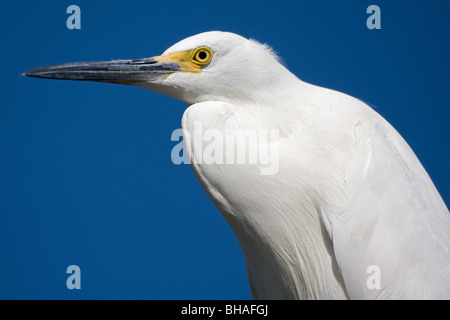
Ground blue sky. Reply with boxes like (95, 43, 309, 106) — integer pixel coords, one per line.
(1, 1, 449, 299)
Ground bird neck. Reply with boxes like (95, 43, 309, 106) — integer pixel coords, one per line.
(213, 71, 315, 137)
(222, 196, 347, 300)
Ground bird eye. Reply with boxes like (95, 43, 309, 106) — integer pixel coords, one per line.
(192, 47, 213, 65)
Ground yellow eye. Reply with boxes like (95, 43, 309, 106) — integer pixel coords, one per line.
(192, 47, 213, 65)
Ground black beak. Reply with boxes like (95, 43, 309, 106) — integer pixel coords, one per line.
(22, 58, 180, 84)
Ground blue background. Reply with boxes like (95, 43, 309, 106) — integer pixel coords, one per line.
(1, 1, 449, 299)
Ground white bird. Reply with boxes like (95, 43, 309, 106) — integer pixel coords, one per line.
(24, 31, 450, 300)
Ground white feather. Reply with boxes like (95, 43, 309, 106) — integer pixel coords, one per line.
(156, 31, 450, 299)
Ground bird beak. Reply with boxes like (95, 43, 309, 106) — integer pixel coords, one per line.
(22, 58, 180, 84)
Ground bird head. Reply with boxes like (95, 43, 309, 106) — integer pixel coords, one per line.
(23, 31, 296, 106)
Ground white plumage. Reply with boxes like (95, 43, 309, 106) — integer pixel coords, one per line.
(161, 32, 450, 299)
(25, 31, 450, 299)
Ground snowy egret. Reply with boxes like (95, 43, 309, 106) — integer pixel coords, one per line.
(24, 31, 450, 299)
